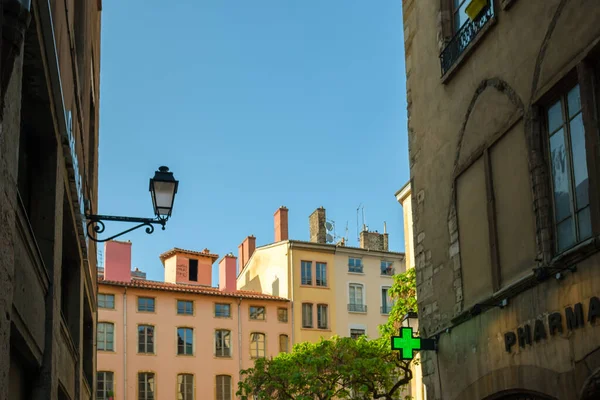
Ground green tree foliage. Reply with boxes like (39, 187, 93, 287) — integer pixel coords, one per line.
(237, 268, 417, 400)
(378, 267, 417, 341)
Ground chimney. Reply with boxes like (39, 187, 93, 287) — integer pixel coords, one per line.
(359, 229, 387, 252)
(238, 235, 256, 271)
(103, 240, 132, 282)
(219, 253, 237, 292)
(274, 206, 289, 242)
(309, 207, 326, 244)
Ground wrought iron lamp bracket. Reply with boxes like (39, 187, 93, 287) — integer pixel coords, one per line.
(85, 214, 167, 243)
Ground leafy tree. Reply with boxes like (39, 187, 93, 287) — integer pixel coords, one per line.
(237, 268, 417, 400)
(378, 267, 417, 340)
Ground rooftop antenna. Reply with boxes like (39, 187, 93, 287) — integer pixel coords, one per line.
(325, 219, 336, 244)
(356, 203, 362, 243)
(362, 206, 367, 231)
(345, 221, 349, 243)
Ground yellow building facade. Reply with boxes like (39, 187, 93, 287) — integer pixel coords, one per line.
(236, 206, 405, 345)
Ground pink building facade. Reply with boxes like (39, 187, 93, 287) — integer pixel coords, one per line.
(97, 241, 291, 400)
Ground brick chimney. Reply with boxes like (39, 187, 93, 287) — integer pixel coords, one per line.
(309, 207, 326, 244)
(219, 253, 237, 292)
(103, 240, 132, 282)
(274, 206, 289, 242)
(238, 235, 256, 271)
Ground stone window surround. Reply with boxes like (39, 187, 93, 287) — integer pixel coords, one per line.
(447, 54, 600, 330)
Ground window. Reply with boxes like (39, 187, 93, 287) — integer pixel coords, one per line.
(138, 372, 155, 400)
(98, 294, 115, 309)
(317, 304, 328, 329)
(216, 375, 232, 400)
(189, 259, 198, 282)
(348, 258, 363, 273)
(177, 374, 194, 400)
(547, 83, 592, 253)
(250, 333, 266, 359)
(215, 330, 231, 357)
(381, 287, 394, 314)
(381, 261, 394, 276)
(96, 371, 114, 400)
(279, 334, 289, 353)
(177, 328, 194, 355)
(452, 0, 469, 33)
(138, 325, 155, 354)
(249, 306, 265, 320)
(97, 322, 114, 351)
(215, 303, 231, 318)
(277, 308, 288, 323)
(349, 284, 366, 312)
(138, 297, 155, 312)
(350, 329, 366, 339)
(301, 261, 312, 285)
(302, 303, 313, 328)
(177, 300, 193, 315)
(316, 262, 327, 286)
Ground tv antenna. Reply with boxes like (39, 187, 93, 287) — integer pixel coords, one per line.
(356, 204, 366, 244)
(325, 219, 335, 244)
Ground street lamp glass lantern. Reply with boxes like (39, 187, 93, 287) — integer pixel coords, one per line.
(401, 311, 419, 329)
(149, 166, 178, 218)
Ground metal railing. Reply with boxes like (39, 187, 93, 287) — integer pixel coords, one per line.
(348, 304, 367, 313)
(381, 267, 395, 276)
(440, 0, 495, 76)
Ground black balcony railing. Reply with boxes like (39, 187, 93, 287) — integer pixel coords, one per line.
(381, 306, 392, 314)
(440, 0, 495, 76)
(348, 304, 367, 313)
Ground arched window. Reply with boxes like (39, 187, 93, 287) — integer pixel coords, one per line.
(279, 334, 289, 353)
(216, 375, 232, 400)
(177, 374, 193, 400)
(250, 332, 266, 359)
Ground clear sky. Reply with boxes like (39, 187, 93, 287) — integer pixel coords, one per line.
(98, 0, 409, 286)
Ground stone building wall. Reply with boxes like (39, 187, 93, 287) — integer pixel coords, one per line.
(403, 0, 600, 398)
(0, 1, 101, 399)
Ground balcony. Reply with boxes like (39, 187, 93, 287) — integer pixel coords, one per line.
(348, 304, 367, 313)
(439, 0, 496, 77)
(381, 267, 395, 276)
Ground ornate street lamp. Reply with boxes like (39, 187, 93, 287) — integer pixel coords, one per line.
(86, 166, 179, 243)
(1, 0, 32, 118)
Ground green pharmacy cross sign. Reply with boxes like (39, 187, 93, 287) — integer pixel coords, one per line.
(391, 327, 437, 360)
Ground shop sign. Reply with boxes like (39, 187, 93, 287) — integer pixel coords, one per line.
(504, 296, 600, 353)
(65, 111, 89, 254)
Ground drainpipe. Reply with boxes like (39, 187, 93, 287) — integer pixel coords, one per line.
(237, 298, 242, 377)
(123, 287, 127, 400)
(289, 242, 295, 345)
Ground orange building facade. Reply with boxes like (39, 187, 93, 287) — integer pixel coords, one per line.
(97, 241, 291, 400)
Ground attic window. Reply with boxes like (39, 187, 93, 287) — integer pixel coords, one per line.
(189, 259, 198, 282)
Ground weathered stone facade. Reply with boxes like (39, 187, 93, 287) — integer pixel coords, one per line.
(0, 0, 101, 399)
(403, 0, 600, 399)
(309, 206, 327, 244)
(359, 229, 390, 252)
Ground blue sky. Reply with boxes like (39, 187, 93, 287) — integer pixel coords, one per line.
(98, 0, 409, 286)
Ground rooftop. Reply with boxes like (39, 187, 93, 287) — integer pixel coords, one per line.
(98, 277, 289, 302)
(259, 239, 405, 257)
(159, 247, 220, 264)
